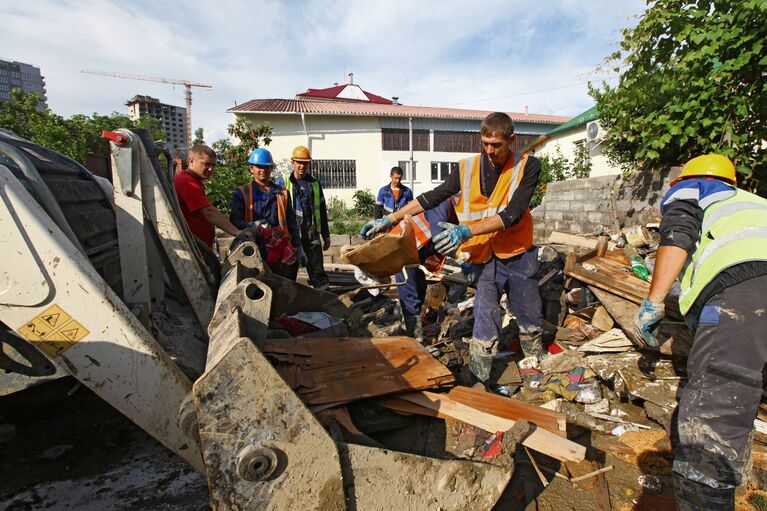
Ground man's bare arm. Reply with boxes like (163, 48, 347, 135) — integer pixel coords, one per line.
(647, 245, 688, 302)
(200, 205, 242, 237)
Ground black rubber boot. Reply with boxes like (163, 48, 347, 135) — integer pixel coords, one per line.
(673, 473, 735, 511)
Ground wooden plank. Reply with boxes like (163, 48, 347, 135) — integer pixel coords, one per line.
(589, 287, 692, 356)
(396, 391, 586, 462)
(448, 386, 566, 436)
(564, 252, 647, 304)
(264, 337, 455, 405)
(548, 231, 599, 249)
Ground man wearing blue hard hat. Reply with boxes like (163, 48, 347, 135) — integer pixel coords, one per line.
(230, 147, 305, 276)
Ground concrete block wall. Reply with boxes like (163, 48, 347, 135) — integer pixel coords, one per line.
(324, 234, 364, 265)
(532, 166, 682, 242)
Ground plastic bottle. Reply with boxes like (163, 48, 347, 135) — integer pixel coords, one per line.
(625, 247, 649, 281)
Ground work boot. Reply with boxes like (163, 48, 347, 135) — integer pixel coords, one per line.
(519, 331, 546, 361)
(403, 316, 424, 344)
(673, 473, 734, 511)
(469, 339, 495, 384)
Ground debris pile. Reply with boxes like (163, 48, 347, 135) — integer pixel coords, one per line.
(259, 225, 767, 508)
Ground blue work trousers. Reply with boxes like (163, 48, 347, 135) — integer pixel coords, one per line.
(396, 266, 427, 318)
(473, 247, 543, 342)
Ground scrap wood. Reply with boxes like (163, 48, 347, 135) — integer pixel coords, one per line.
(447, 385, 567, 436)
(588, 286, 692, 356)
(524, 446, 549, 487)
(391, 391, 586, 462)
(263, 337, 455, 405)
(547, 231, 600, 250)
(517, 459, 614, 483)
(564, 250, 649, 304)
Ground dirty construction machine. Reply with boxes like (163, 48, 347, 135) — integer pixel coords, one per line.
(0, 129, 511, 509)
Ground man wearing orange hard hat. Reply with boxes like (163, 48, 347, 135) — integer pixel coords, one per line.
(632, 154, 767, 510)
(276, 146, 331, 289)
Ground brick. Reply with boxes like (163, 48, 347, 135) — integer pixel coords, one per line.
(329, 234, 351, 246)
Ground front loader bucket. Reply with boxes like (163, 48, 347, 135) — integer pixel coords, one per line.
(193, 242, 511, 510)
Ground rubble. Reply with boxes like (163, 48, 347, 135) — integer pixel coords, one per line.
(210, 224, 767, 508)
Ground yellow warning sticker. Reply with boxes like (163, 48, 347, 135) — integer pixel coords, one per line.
(18, 305, 90, 357)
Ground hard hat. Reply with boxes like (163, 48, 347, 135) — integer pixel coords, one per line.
(672, 154, 736, 185)
(248, 147, 275, 166)
(291, 146, 312, 162)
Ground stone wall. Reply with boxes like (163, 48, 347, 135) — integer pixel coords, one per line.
(532, 166, 682, 242)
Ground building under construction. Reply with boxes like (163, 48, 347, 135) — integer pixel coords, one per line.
(126, 94, 188, 156)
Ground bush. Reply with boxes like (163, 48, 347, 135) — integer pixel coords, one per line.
(352, 189, 376, 218)
(327, 196, 351, 221)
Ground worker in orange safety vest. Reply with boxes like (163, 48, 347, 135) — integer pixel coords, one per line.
(361, 112, 544, 385)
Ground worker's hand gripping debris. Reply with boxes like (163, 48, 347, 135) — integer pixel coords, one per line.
(294, 244, 309, 267)
(359, 214, 396, 240)
(632, 298, 665, 347)
(458, 261, 480, 284)
(433, 222, 472, 255)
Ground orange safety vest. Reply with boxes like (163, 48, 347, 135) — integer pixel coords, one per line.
(454, 152, 533, 263)
(238, 182, 291, 238)
(391, 212, 447, 272)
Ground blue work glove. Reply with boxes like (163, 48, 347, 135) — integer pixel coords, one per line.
(294, 245, 308, 268)
(359, 216, 395, 240)
(459, 262, 480, 285)
(632, 298, 665, 348)
(432, 222, 472, 256)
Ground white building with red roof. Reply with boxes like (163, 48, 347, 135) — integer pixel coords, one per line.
(229, 74, 571, 202)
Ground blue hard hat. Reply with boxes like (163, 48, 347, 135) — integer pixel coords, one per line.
(248, 147, 275, 166)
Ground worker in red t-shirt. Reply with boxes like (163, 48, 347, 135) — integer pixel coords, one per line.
(173, 145, 241, 248)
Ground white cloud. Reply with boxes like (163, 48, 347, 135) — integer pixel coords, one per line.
(0, 0, 644, 143)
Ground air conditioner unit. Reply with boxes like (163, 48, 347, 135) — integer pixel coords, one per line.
(586, 121, 604, 142)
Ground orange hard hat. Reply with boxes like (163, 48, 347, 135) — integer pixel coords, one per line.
(291, 146, 312, 162)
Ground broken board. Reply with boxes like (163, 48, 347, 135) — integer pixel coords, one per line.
(447, 386, 567, 437)
(589, 286, 691, 356)
(263, 336, 455, 405)
(381, 391, 586, 462)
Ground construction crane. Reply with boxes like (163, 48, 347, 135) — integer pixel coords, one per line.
(82, 70, 212, 153)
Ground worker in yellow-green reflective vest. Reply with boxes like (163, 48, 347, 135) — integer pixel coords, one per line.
(632, 154, 767, 511)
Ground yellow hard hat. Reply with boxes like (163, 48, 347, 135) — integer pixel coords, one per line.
(291, 146, 312, 162)
(672, 154, 736, 185)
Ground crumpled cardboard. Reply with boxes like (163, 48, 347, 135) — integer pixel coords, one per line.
(340, 216, 419, 278)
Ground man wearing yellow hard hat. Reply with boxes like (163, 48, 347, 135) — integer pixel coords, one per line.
(276, 146, 331, 289)
(632, 154, 767, 510)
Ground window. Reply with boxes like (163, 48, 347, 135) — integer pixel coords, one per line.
(431, 161, 458, 182)
(434, 131, 480, 152)
(0, 85, 8, 91)
(398, 160, 418, 182)
(0, 77, 7, 83)
(11, 79, 20, 86)
(312, 159, 357, 189)
(382, 128, 429, 151)
(10, 71, 20, 78)
(0, 69, 7, 75)
(0, 92, 10, 100)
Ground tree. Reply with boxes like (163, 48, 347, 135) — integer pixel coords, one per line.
(192, 127, 205, 147)
(590, 0, 767, 195)
(204, 117, 273, 215)
(0, 89, 166, 164)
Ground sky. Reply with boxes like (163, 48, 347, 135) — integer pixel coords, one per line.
(1, 0, 646, 142)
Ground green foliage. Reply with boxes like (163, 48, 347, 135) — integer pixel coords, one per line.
(192, 127, 205, 147)
(750, 494, 767, 511)
(204, 117, 273, 214)
(352, 189, 376, 218)
(0, 89, 165, 164)
(330, 220, 364, 236)
(590, 0, 767, 195)
(530, 147, 591, 208)
(327, 196, 352, 220)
